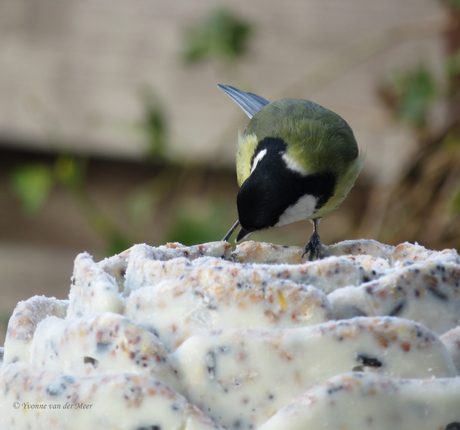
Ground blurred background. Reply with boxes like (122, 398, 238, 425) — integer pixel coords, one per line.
(1, 0, 459, 341)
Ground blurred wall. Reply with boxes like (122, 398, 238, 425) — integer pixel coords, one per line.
(0, 0, 446, 180)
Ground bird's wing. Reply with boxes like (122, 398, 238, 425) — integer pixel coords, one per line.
(217, 84, 270, 118)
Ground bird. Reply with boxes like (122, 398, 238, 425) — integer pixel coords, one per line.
(219, 84, 364, 261)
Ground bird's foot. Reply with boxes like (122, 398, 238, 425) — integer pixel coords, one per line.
(302, 231, 322, 261)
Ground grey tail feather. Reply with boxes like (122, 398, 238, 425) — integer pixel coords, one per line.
(217, 84, 270, 119)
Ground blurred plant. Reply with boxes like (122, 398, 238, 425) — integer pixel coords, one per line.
(139, 87, 169, 160)
(182, 7, 252, 65)
(10, 155, 132, 255)
(11, 164, 53, 215)
(361, 1, 460, 249)
(378, 65, 437, 135)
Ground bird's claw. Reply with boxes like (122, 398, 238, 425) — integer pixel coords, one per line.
(302, 231, 322, 261)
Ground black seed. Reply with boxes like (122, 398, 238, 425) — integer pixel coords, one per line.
(97, 342, 111, 352)
(206, 351, 216, 379)
(327, 384, 344, 395)
(46, 376, 75, 396)
(136, 426, 161, 430)
(389, 300, 406, 316)
(83, 356, 99, 367)
(426, 286, 448, 301)
(46, 387, 59, 396)
(61, 375, 76, 384)
(356, 354, 382, 368)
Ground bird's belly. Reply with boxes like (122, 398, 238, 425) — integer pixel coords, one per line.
(275, 194, 317, 227)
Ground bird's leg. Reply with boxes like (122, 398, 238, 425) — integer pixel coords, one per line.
(302, 218, 322, 261)
(222, 220, 240, 242)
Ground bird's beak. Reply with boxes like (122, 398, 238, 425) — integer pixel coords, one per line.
(236, 227, 252, 242)
(222, 220, 253, 243)
(222, 220, 240, 242)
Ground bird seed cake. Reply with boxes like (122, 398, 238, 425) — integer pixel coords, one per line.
(1, 239, 460, 430)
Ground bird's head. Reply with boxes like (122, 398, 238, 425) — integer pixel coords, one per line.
(235, 99, 359, 239)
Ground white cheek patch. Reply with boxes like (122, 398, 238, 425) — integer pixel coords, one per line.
(282, 153, 307, 175)
(276, 194, 317, 227)
(250, 149, 267, 174)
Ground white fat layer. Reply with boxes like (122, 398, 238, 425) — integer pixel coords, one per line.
(282, 152, 307, 175)
(276, 194, 317, 227)
(250, 149, 267, 174)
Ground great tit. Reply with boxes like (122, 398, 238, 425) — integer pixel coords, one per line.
(219, 84, 363, 260)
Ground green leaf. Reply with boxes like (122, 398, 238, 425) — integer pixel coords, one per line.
(10, 164, 54, 214)
(395, 65, 436, 128)
(140, 88, 168, 160)
(54, 156, 85, 190)
(182, 7, 252, 64)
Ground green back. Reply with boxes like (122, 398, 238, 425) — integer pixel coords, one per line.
(245, 99, 359, 176)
